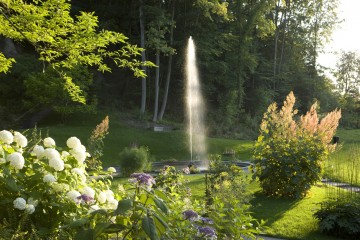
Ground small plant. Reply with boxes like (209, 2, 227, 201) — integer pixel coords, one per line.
(314, 197, 360, 238)
(204, 154, 262, 239)
(253, 92, 341, 198)
(87, 116, 109, 170)
(118, 146, 151, 176)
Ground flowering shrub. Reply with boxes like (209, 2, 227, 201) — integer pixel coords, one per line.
(0, 130, 115, 238)
(253, 92, 341, 198)
(87, 116, 109, 170)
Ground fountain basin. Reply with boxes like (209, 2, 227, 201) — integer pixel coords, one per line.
(151, 160, 252, 173)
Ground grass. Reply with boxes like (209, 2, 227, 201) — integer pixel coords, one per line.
(325, 129, 360, 186)
(37, 112, 253, 166)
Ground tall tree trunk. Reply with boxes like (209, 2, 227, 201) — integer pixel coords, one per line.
(278, 0, 289, 74)
(153, 51, 160, 122)
(273, 0, 281, 78)
(139, 0, 147, 113)
(158, 0, 175, 121)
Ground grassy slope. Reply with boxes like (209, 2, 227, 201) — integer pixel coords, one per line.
(40, 112, 254, 167)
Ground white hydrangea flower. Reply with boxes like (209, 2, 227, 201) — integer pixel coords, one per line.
(0, 130, 13, 144)
(61, 151, 70, 158)
(8, 152, 25, 170)
(42, 148, 61, 160)
(105, 190, 115, 201)
(43, 173, 57, 183)
(27, 197, 39, 207)
(25, 204, 35, 214)
(88, 204, 100, 214)
(52, 183, 69, 193)
(81, 186, 95, 198)
(43, 137, 56, 148)
(32, 145, 45, 158)
(70, 149, 86, 164)
(13, 132, 28, 148)
(49, 158, 64, 171)
(107, 199, 118, 210)
(97, 191, 107, 204)
(71, 168, 83, 175)
(13, 197, 26, 210)
(107, 167, 116, 173)
(67, 190, 81, 202)
(0, 158, 6, 164)
(66, 137, 81, 149)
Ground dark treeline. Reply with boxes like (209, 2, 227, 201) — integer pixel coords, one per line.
(2, 0, 356, 137)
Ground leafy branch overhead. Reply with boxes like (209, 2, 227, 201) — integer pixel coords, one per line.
(0, 0, 154, 103)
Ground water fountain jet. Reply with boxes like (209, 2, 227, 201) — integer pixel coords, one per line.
(185, 37, 207, 169)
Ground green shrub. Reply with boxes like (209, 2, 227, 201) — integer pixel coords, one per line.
(314, 197, 360, 238)
(253, 92, 341, 198)
(118, 146, 150, 176)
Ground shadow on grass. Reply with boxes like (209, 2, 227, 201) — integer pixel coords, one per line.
(250, 191, 300, 227)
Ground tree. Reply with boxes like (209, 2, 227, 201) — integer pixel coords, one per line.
(139, 0, 148, 114)
(0, 0, 152, 103)
(145, 2, 175, 122)
(335, 51, 360, 97)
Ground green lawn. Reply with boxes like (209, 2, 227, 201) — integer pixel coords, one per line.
(38, 112, 254, 166)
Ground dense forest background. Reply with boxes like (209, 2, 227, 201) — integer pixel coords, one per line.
(0, 0, 359, 138)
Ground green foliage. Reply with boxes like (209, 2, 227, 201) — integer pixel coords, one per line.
(314, 197, 360, 238)
(23, 65, 97, 115)
(118, 146, 151, 176)
(0, 52, 15, 73)
(0, 0, 153, 103)
(253, 92, 341, 198)
(205, 154, 262, 239)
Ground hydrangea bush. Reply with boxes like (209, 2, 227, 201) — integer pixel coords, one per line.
(0, 130, 116, 238)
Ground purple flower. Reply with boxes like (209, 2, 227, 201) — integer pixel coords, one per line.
(200, 217, 214, 225)
(130, 173, 155, 187)
(197, 226, 217, 239)
(77, 194, 94, 204)
(182, 210, 198, 221)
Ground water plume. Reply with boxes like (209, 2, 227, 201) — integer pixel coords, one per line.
(185, 36, 207, 164)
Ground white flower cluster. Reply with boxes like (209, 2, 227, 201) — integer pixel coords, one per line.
(7, 152, 25, 170)
(0, 130, 13, 144)
(14, 132, 27, 148)
(107, 167, 116, 173)
(44, 137, 56, 148)
(67, 137, 87, 164)
(43, 173, 57, 183)
(13, 197, 35, 214)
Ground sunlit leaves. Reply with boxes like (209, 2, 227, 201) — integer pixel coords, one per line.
(0, 0, 148, 103)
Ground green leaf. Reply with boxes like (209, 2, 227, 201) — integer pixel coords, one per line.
(153, 197, 168, 214)
(142, 216, 159, 240)
(152, 212, 169, 231)
(62, 218, 89, 229)
(75, 229, 94, 240)
(102, 224, 127, 233)
(5, 177, 19, 192)
(89, 209, 108, 216)
(94, 222, 111, 237)
(114, 199, 133, 215)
